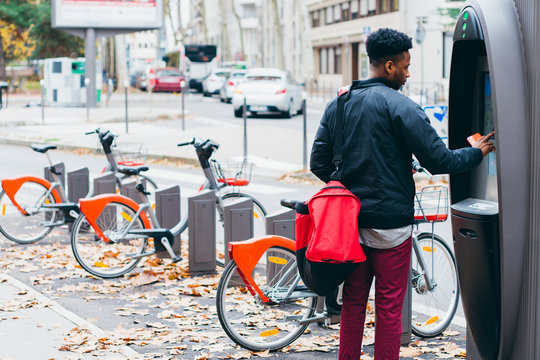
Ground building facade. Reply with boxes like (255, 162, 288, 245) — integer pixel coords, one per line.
(307, 0, 463, 103)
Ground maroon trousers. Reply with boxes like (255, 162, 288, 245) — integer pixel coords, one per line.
(338, 237, 412, 360)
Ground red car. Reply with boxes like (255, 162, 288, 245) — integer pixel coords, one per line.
(152, 67, 185, 92)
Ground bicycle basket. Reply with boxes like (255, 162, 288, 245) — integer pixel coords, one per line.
(210, 159, 253, 187)
(113, 142, 148, 167)
(414, 185, 449, 222)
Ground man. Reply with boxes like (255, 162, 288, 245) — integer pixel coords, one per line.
(310, 28, 494, 359)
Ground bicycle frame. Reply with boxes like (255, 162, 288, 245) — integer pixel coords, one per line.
(411, 227, 436, 291)
(2, 176, 63, 215)
(228, 235, 296, 303)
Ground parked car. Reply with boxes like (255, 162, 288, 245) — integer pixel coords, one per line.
(153, 67, 185, 93)
(232, 68, 304, 118)
(202, 68, 231, 97)
(219, 69, 247, 103)
(132, 70, 149, 91)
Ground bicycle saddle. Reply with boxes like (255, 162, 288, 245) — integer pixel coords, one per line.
(117, 165, 149, 176)
(31, 144, 57, 153)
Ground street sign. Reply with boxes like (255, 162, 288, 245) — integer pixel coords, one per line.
(148, 68, 156, 88)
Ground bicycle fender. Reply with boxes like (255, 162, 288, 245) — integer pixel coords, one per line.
(1, 176, 62, 215)
(79, 194, 151, 243)
(229, 235, 296, 303)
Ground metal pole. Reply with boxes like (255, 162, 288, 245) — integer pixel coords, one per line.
(84, 28, 97, 108)
(40, 79, 45, 122)
(243, 97, 247, 161)
(302, 98, 307, 170)
(421, 43, 424, 106)
(124, 81, 129, 133)
(181, 80, 186, 131)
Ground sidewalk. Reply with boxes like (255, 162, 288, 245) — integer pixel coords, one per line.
(0, 273, 140, 360)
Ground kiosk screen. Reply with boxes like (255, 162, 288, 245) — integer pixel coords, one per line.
(471, 67, 498, 202)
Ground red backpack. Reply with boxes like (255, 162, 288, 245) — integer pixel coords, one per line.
(296, 88, 366, 296)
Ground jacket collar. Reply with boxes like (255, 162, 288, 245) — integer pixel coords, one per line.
(352, 77, 392, 89)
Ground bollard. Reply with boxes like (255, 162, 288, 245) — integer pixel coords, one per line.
(188, 190, 216, 273)
(67, 167, 89, 203)
(265, 209, 295, 285)
(66, 167, 89, 230)
(93, 172, 116, 195)
(155, 186, 181, 259)
(44, 162, 66, 221)
(223, 198, 253, 266)
(119, 180, 144, 204)
(401, 271, 412, 345)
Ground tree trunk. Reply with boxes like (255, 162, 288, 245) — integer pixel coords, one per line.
(165, 0, 178, 46)
(271, 0, 285, 69)
(0, 33, 6, 82)
(176, 0, 185, 43)
(219, 0, 231, 61)
(200, 0, 209, 44)
(231, 0, 245, 61)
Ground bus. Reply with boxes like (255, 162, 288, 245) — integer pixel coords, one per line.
(182, 44, 218, 92)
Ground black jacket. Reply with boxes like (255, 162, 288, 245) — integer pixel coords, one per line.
(310, 78, 482, 229)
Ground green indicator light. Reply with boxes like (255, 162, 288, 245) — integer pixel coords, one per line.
(464, 11, 469, 20)
(463, 23, 467, 30)
(462, 33, 466, 38)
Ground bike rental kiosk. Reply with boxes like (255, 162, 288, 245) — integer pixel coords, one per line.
(448, 0, 528, 359)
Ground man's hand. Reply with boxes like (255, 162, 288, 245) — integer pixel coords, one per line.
(473, 131, 495, 156)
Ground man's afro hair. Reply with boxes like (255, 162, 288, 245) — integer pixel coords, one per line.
(366, 28, 413, 64)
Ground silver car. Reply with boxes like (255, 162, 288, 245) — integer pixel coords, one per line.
(202, 68, 231, 97)
(232, 68, 304, 118)
(219, 70, 247, 103)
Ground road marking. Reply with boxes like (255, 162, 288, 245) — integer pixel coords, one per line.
(0, 272, 142, 358)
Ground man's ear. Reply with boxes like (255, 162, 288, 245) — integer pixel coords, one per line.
(384, 60, 394, 74)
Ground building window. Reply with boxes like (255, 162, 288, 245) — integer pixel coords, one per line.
(319, 46, 343, 74)
(342, 2, 350, 21)
(326, 6, 333, 24)
(311, 11, 320, 27)
(391, 0, 399, 11)
(360, 0, 368, 16)
(351, 0, 359, 19)
(334, 4, 342, 23)
(443, 32, 453, 78)
(378, 0, 389, 14)
(320, 48, 328, 74)
(368, 0, 376, 15)
(335, 47, 342, 74)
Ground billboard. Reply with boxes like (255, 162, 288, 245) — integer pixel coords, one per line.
(51, 0, 163, 30)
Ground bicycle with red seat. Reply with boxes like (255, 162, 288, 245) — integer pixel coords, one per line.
(215, 162, 459, 351)
(70, 137, 267, 278)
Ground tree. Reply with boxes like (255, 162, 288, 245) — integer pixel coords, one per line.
(29, 1, 84, 59)
(230, 0, 245, 61)
(271, 0, 285, 70)
(219, 0, 231, 61)
(0, 0, 35, 81)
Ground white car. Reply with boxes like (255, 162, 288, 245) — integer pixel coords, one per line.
(202, 68, 231, 97)
(219, 70, 247, 103)
(232, 68, 304, 118)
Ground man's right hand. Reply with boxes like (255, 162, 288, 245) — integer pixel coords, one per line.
(473, 131, 496, 156)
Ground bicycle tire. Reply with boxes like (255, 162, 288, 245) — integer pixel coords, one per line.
(215, 192, 267, 267)
(411, 232, 460, 338)
(0, 181, 60, 244)
(71, 201, 148, 278)
(216, 246, 317, 351)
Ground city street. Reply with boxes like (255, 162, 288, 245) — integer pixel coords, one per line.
(0, 91, 466, 359)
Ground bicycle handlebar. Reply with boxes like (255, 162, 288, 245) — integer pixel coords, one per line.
(177, 138, 195, 147)
(412, 160, 432, 180)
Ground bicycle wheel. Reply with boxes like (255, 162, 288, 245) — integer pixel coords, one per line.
(0, 181, 60, 244)
(411, 232, 460, 338)
(216, 246, 317, 351)
(215, 192, 267, 267)
(71, 201, 148, 278)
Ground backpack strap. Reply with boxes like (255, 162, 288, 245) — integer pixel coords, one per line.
(330, 87, 353, 181)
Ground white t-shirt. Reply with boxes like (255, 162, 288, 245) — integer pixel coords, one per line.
(359, 225, 413, 249)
